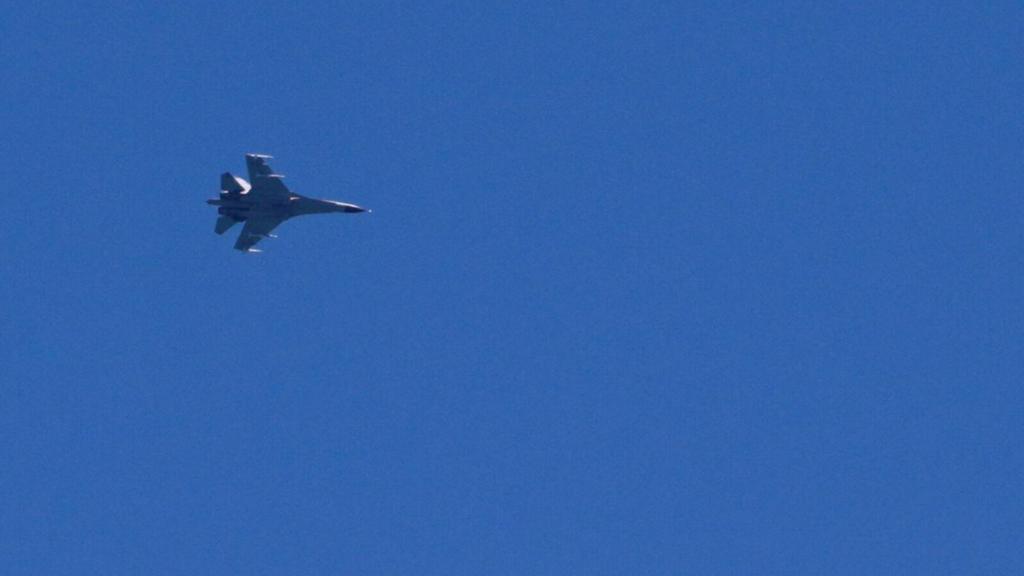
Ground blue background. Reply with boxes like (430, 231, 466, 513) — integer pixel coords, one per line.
(2, 2, 1021, 573)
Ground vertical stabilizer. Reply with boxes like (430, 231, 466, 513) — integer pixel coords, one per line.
(215, 216, 239, 235)
(220, 172, 250, 194)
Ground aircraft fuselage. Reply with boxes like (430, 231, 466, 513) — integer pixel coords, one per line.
(207, 195, 365, 222)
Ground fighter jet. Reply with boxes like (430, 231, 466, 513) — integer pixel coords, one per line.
(208, 153, 368, 252)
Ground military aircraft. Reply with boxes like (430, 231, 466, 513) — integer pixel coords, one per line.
(208, 153, 368, 252)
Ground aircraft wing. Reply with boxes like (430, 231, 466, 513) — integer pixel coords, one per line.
(234, 214, 288, 252)
(245, 153, 291, 201)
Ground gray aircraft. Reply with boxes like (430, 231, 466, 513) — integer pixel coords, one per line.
(208, 153, 368, 252)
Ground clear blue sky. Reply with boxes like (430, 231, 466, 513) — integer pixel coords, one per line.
(1, 2, 1021, 574)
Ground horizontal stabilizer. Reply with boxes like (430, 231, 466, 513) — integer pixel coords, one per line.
(220, 172, 251, 194)
(215, 216, 239, 235)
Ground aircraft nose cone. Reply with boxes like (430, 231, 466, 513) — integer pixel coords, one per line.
(342, 204, 367, 213)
